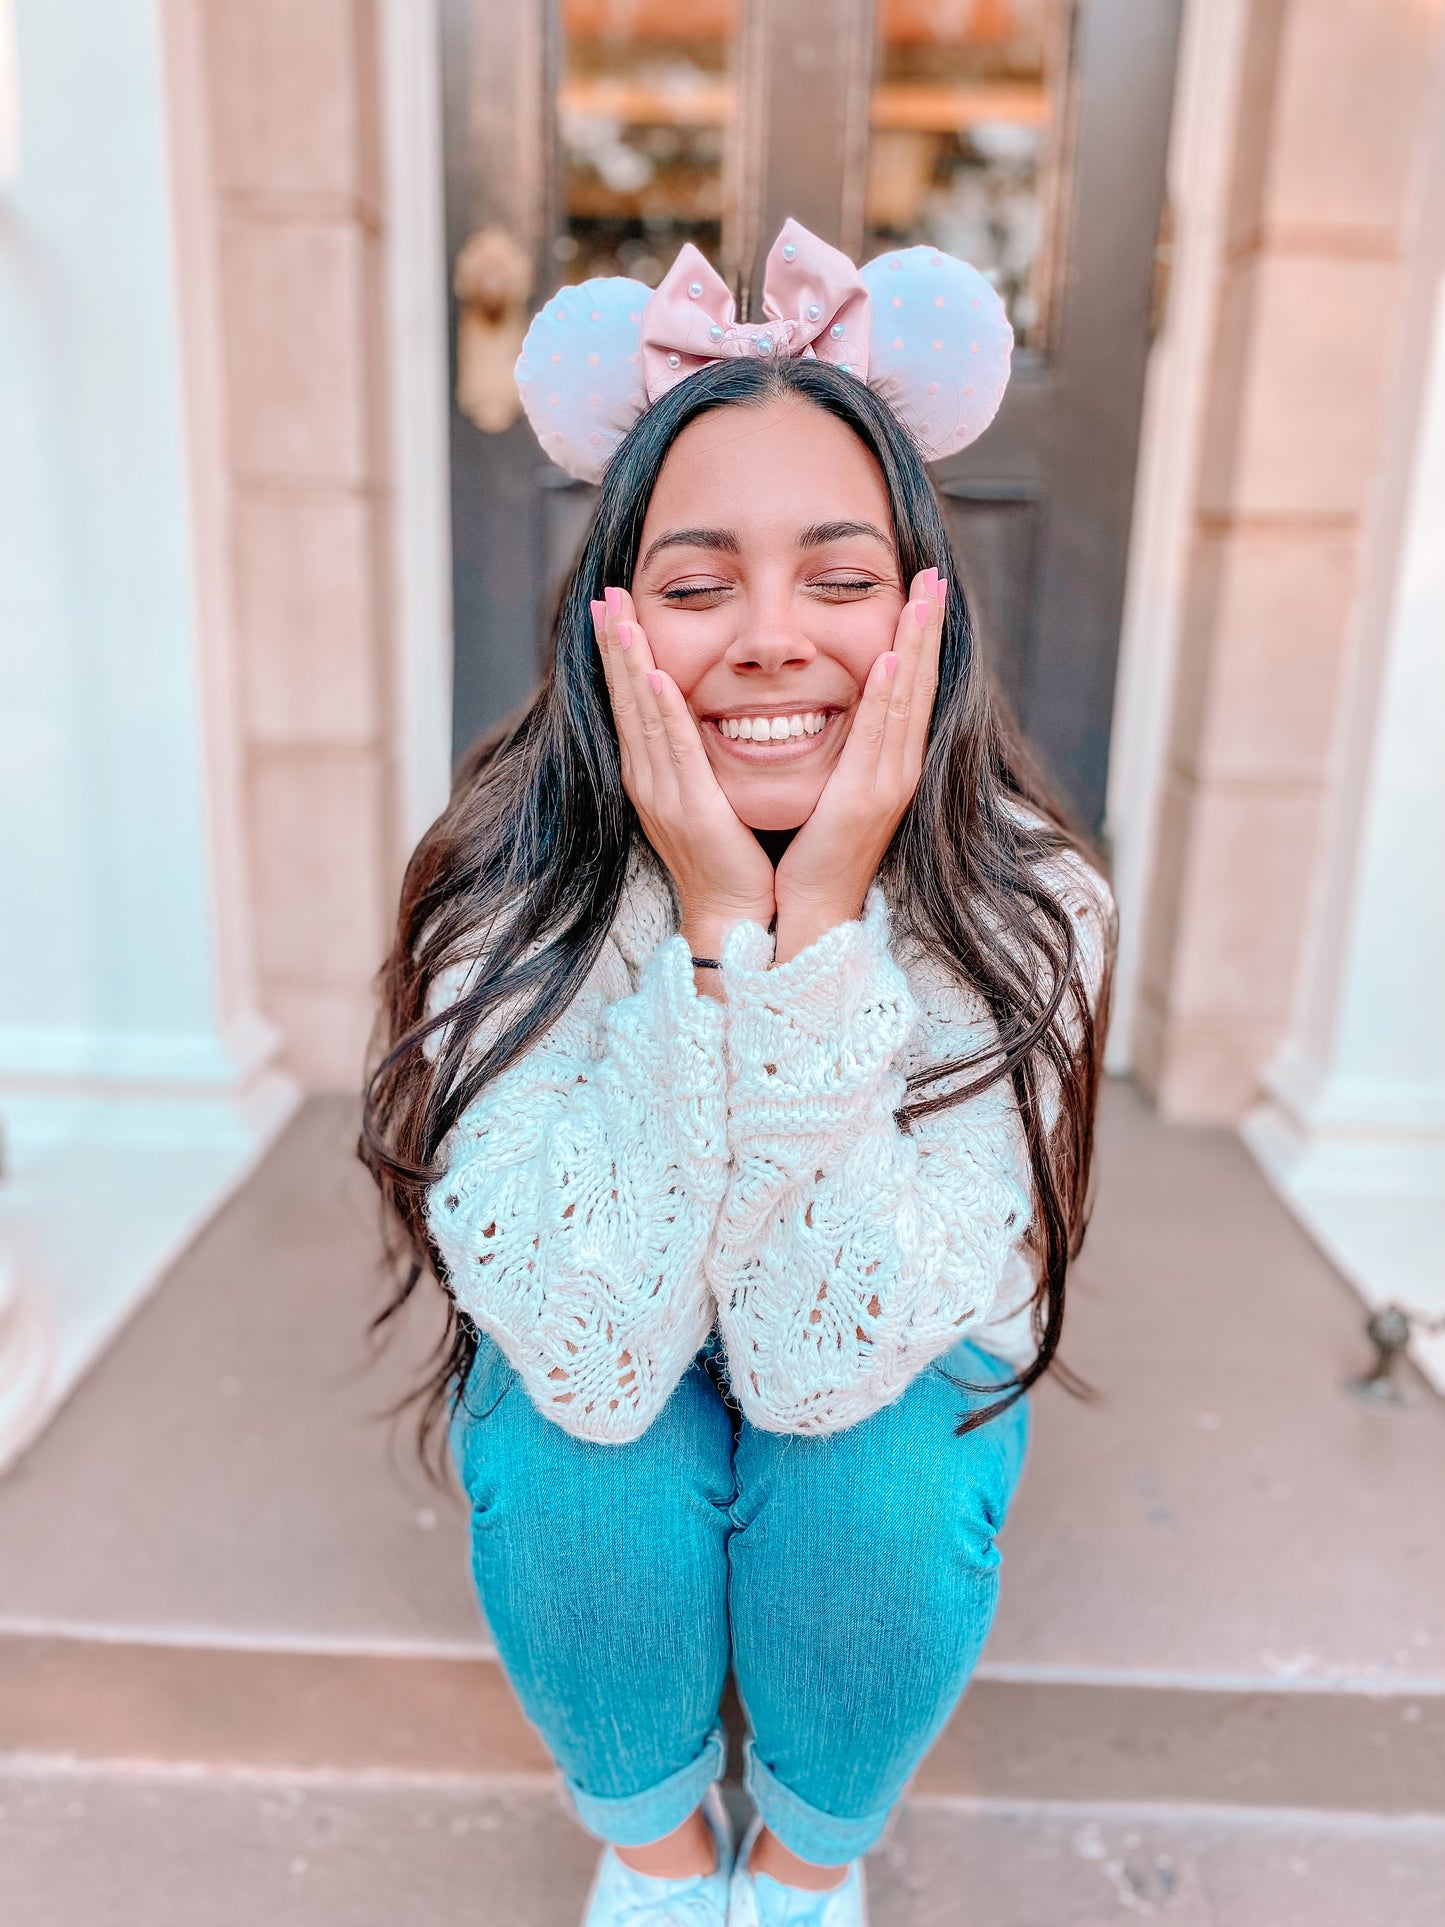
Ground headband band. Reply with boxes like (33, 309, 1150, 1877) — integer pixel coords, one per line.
(514, 217, 1013, 485)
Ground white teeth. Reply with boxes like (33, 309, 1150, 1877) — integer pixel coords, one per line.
(720, 712, 828, 740)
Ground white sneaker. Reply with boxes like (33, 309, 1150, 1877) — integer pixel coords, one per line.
(726, 1815, 868, 1927)
(581, 1782, 733, 1926)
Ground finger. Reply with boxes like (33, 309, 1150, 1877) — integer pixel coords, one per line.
(605, 582, 645, 646)
(599, 586, 649, 784)
(618, 621, 718, 810)
(611, 607, 692, 812)
(873, 568, 932, 788)
(901, 572, 944, 772)
(880, 567, 943, 789)
(608, 596, 659, 723)
(590, 597, 617, 705)
(641, 661, 720, 790)
(835, 563, 923, 787)
(601, 585, 645, 715)
(833, 643, 897, 787)
(604, 589, 725, 814)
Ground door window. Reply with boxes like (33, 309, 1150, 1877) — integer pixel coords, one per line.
(557, 0, 743, 290)
(866, 0, 1073, 348)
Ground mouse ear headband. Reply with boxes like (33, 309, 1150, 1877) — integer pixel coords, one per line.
(514, 216, 1013, 484)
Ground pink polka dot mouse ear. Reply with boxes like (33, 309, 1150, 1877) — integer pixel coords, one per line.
(860, 246, 1014, 461)
(513, 275, 655, 484)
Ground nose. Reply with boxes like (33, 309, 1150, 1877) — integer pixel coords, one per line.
(723, 588, 817, 674)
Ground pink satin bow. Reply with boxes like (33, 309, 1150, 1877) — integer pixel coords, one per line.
(640, 218, 872, 402)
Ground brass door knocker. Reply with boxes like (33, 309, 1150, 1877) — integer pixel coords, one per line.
(454, 225, 534, 433)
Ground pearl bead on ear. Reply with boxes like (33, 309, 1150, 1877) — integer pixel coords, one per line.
(781, 242, 798, 261)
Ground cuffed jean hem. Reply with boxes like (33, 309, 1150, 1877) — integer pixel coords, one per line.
(742, 1736, 894, 1865)
(562, 1723, 728, 1848)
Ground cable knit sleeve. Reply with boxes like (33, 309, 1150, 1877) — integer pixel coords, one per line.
(707, 884, 1035, 1435)
(426, 931, 730, 1445)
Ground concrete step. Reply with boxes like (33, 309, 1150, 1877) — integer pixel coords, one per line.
(3, 1762, 1444, 1926)
(2, 1086, 1443, 1907)
(3, 1631, 1442, 1817)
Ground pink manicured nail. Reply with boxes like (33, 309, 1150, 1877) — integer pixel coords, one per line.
(590, 599, 606, 627)
(646, 671, 662, 694)
(913, 601, 929, 627)
(884, 653, 899, 678)
(938, 575, 949, 602)
(604, 585, 622, 615)
(617, 622, 632, 648)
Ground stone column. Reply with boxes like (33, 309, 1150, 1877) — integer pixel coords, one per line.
(1245, 75, 1445, 1393)
(1133, 0, 1442, 1121)
(201, 0, 400, 1088)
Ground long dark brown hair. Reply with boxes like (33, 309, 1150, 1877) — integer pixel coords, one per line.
(360, 354, 1114, 1473)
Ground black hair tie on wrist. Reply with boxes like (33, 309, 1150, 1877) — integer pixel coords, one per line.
(690, 956, 722, 971)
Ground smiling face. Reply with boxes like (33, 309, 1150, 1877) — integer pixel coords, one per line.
(629, 395, 905, 831)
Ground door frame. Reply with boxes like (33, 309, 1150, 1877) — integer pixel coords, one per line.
(379, 0, 1242, 1071)
(379, 0, 456, 862)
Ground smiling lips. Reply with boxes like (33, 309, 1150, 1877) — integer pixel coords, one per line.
(706, 708, 839, 759)
(716, 710, 830, 740)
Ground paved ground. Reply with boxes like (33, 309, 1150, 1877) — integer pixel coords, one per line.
(1, 1083, 1440, 1693)
(2, 1081, 1444, 1923)
(3, 1766, 1444, 1926)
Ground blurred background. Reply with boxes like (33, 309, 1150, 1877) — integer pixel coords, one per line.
(1, 2, 1443, 1920)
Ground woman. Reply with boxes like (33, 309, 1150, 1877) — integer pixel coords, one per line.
(363, 223, 1113, 1927)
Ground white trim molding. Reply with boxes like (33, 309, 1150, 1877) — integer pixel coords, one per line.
(0, 0, 297, 1474)
(0, 0, 19, 185)
(379, 0, 454, 863)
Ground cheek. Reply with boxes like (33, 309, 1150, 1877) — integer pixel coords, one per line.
(817, 596, 902, 690)
(637, 609, 724, 696)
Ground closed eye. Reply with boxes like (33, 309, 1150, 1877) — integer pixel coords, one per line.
(659, 576, 889, 605)
(661, 583, 733, 604)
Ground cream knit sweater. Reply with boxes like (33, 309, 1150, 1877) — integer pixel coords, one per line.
(427, 839, 1111, 1444)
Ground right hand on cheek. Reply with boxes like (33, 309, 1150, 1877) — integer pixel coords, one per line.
(592, 586, 777, 954)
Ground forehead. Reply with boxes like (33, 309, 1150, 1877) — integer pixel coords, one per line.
(640, 395, 895, 542)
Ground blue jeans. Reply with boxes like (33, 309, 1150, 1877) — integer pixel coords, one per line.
(448, 1325, 1029, 1865)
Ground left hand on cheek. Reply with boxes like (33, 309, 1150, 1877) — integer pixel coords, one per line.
(772, 566, 946, 963)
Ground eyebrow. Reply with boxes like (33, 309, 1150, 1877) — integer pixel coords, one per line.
(797, 520, 895, 553)
(639, 526, 741, 571)
(639, 518, 894, 573)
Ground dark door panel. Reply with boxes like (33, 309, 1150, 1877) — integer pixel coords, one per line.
(938, 483, 1045, 728)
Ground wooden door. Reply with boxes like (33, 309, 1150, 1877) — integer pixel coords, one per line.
(441, 0, 1180, 831)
